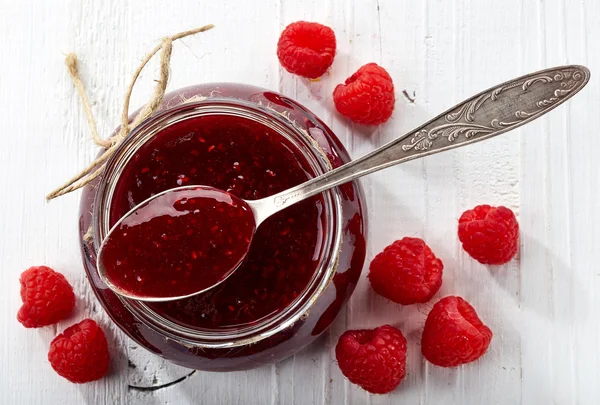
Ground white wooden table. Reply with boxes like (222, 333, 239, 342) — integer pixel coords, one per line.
(1, 0, 599, 403)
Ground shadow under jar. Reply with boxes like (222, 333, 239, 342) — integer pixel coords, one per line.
(79, 83, 367, 371)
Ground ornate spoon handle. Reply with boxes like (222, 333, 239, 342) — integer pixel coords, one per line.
(250, 65, 590, 224)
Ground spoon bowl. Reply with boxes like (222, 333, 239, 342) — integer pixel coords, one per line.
(97, 185, 256, 302)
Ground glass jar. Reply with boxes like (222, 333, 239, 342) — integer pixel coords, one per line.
(78, 83, 366, 371)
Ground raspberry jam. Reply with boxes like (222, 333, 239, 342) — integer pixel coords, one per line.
(80, 83, 366, 371)
(109, 113, 326, 327)
(100, 186, 256, 299)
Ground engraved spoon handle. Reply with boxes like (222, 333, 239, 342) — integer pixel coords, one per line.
(249, 65, 590, 224)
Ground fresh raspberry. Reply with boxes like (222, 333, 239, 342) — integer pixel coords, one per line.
(368, 237, 443, 305)
(17, 266, 75, 328)
(336, 325, 407, 394)
(277, 21, 336, 78)
(421, 296, 492, 367)
(48, 319, 110, 383)
(333, 63, 395, 125)
(458, 205, 519, 265)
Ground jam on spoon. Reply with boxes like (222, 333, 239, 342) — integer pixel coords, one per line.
(98, 186, 256, 300)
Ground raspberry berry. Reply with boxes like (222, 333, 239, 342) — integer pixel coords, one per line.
(369, 237, 443, 305)
(17, 266, 75, 328)
(48, 319, 110, 383)
(336, 325, 407, 394)
(458, 205, 519, 265)
(277, 21, 336, 79)
(333, 63, 395, 125)
(421, 296, 492, 367)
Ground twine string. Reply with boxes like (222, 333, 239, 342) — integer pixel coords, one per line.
(46, 24, 214, 201)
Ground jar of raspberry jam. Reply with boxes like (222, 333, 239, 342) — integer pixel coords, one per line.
(79, 83, 366, 371)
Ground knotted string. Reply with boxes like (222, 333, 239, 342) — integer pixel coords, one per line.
(46, 24, 214, 201)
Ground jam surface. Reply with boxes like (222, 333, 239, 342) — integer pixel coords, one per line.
(110, 115, 325, 329)
(100, 186, 256, 299)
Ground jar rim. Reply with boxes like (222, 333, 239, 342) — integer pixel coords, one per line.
(91, 97, 343, 348)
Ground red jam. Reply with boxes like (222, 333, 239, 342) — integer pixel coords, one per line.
(100, 186, 256, 299)
(109, 115, 325, 328)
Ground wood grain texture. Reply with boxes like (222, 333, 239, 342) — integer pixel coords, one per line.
(0, 0, 598, 403)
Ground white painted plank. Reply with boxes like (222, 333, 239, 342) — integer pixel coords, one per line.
(565, 2, 600, 403)
(448, 2, 524, 404)
(354, 0, 431, 404)
(0, 0, 130, 404)
(275, 2, 342, 405)
(519, 1, 600, 405)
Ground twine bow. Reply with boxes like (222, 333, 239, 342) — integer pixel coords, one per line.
(46, 25, 214, 201)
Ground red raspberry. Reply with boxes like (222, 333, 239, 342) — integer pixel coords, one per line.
(336, 325, 407, 394)
(368, 237, 443, 305)
(458, 205, 519, 265)
(17, 266, 75, 328)
(421, 296, 492, 367)
(48, 319, 110, 383)
(277, 21, 336, 79)
(333, 63, 395, 125)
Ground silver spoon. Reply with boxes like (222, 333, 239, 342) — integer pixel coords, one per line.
(97, 65, 590, 302)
